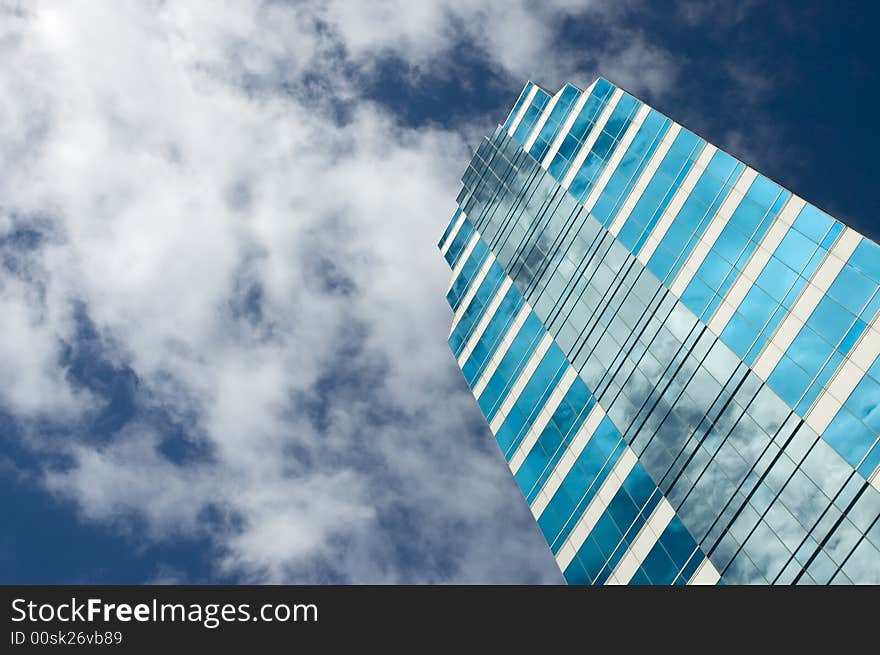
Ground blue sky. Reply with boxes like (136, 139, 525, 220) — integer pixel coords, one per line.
(0, 0, 877, 584)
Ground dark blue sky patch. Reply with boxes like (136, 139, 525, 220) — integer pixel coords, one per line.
(221, 14, 358, 125)
(149, 408, 216, 468)
(228, 279, 265, 326)
(290, 319, 370, 436)
(225, 249, 278, 342)
(58, 304, 139, 445)
(0, 223, 48, 291)
(361, 46, 510, 130)
(0, 469, 227, 584)
(291, 317, 398, 439)
(195, 501, 245, 543)
(284, 535, 354, 584)
(0, 297, 221, 582)
(56, 304, 216, 467)
(304, 254, 357, 297)
(296, 68, 358, 127)
(0, 409, 75, 475)
(280, 439, 314, 473)
(0, 225, 43, 253)
(89, 369, 138, 436)
(293, 18, 361, 125)
(296, 214, 361, 298)
(372, 499, 459, 582)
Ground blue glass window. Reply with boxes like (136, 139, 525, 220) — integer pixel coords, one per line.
(539, 417, 626, 552)
(567, 93, 641, 203)
(517, 376, 596, 501)
(719, 205, 842, 364)
(528, 85, 582, 163)
(443, 219, 475, 267)
(618, 128, 705, 256)
(502, 82, 534, 130)
(651, 150, 743, 287)
(437, 208, 462, 251)
(823, 406, 877, 469)
(590, 110, 671, 228)
(547, 80, 616, 181)
(499, 344, 568, 458)
(448, 261, 505, 356)
(461, 284, 524, 387)
(512, 89, 551, 145)
(446, 239, 489, 311)
(642, 541, 679, 585)
(677, 173, 787, 322)
(478, 313, 544, 421)
(849, 239, 880, 284)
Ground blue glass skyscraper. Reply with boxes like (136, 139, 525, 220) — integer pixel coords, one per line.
(439, 78, 880, 584)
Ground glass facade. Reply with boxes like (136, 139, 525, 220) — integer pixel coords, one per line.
(438, 78, 880, 585)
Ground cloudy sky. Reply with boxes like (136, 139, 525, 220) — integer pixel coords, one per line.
(1, 1, 876, 583)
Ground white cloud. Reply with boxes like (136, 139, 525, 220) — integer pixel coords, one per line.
(595, 36, 679, 99)
(0, 272, 88, 418)
(0, 0, 681, 582)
